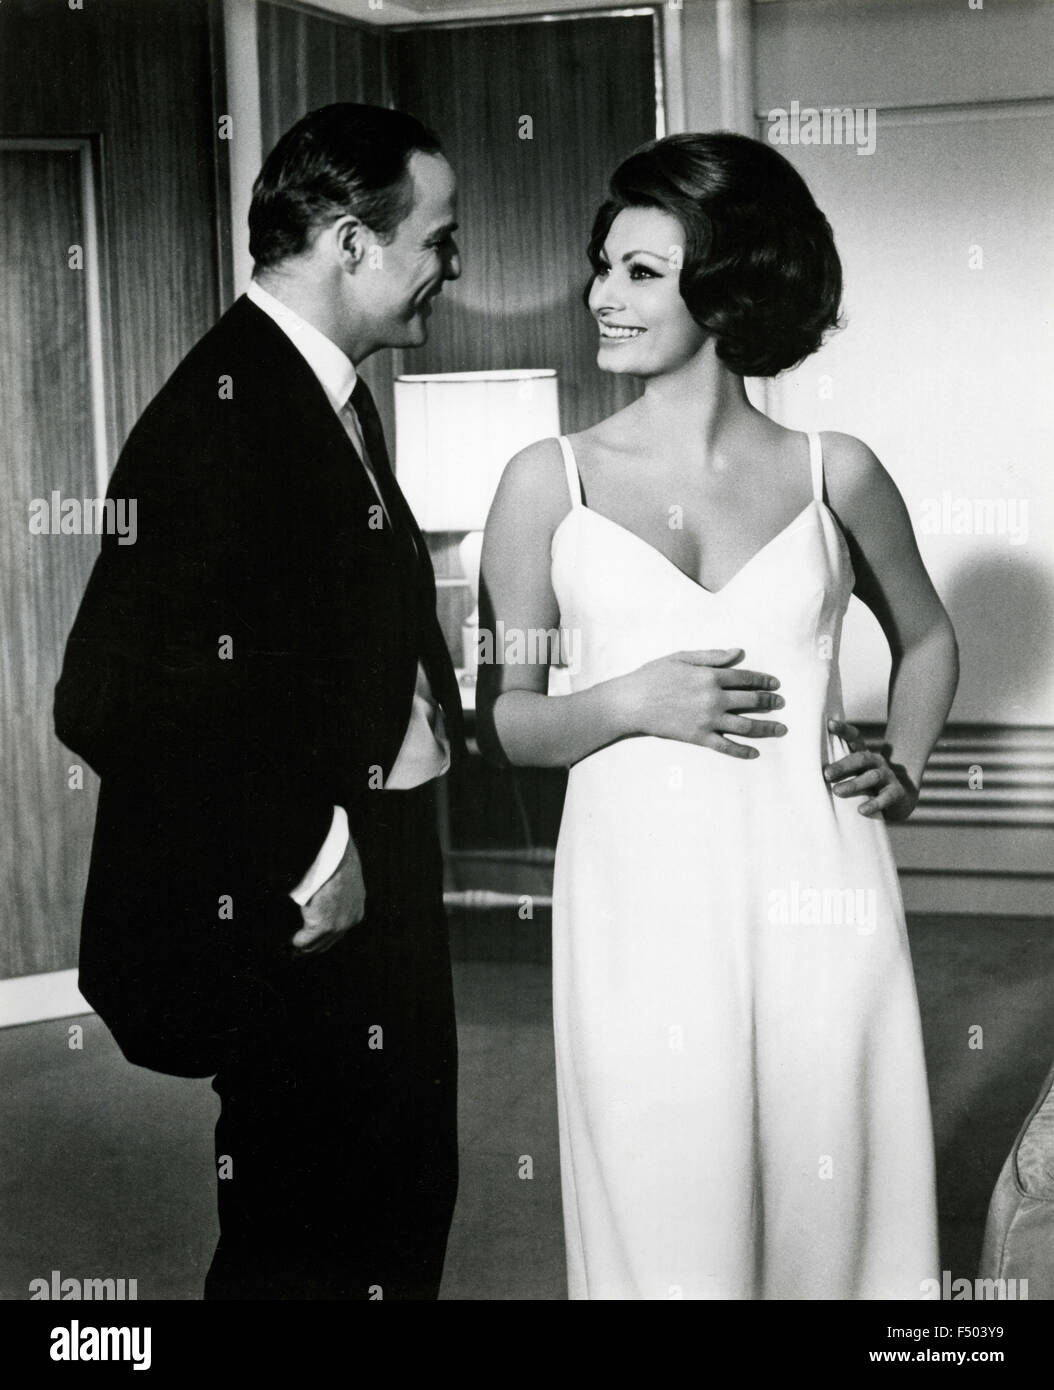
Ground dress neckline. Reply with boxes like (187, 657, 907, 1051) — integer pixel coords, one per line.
(552, 500, 822, 599)
(553, 431, 833, 597)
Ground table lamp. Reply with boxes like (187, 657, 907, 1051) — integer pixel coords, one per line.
(394, 369, 560, 673)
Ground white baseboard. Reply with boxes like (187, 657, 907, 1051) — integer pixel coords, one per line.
(888, 819, 1053, 918)
(899, 873, 1053, 918)
(0, 969, 92, 1029)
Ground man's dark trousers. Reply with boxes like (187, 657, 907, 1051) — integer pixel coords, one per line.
(205, 783, 458, 1302)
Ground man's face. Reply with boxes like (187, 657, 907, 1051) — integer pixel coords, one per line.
(351, 152, 460, 355)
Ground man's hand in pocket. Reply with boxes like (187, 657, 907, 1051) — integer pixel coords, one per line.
(292, 834, 367, 955)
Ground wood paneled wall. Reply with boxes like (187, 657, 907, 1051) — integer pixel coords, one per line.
(1, 148, 101, 977)
(390, 14, 656, 434)
(392, 13, 658, 654)
(0, 0, 223, 447)
(258, 0, 388, 154)
(0, 0, 224, 978)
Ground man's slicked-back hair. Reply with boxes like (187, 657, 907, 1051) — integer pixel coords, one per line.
(249, 103, 442, 271)
(586, 131, 843, 377)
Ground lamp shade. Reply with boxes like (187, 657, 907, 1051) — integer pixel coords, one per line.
(394, 369, 560, 531)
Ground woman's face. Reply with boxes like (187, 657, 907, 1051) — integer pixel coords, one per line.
(588, 206, 706, 378)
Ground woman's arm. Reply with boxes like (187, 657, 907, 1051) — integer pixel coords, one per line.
(476, 438, 623, 768)
(823, 432, 960, 819)
(476, 438, 787, 769)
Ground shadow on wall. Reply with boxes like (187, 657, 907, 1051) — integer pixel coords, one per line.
(943, 553, 1054, 722)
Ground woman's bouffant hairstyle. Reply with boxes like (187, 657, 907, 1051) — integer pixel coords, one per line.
(586, 132, 844, 377)
(249, 103, 442, 270)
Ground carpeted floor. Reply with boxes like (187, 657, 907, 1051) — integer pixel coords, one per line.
(1, 911, 1052, 1301)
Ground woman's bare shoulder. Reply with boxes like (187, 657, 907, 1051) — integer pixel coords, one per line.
(819, 431, 894, 506)
(491, 435, 572, 528)
(819, 429, 883, 473)
(817, 431, 915, 551)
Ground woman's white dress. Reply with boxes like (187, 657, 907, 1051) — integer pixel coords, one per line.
(549, 431, 939, 1300)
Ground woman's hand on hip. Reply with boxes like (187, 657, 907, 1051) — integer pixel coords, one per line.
(824, 717, 919, 821)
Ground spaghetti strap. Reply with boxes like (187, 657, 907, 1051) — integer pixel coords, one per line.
(557, 435, 584, 510)
(807, 432, 824, 502)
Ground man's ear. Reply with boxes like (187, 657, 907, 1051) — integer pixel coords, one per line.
(334, 214, 369, 272)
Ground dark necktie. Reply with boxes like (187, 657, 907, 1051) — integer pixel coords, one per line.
(347, 379, 426, 560)
(345, 378, 465, 752)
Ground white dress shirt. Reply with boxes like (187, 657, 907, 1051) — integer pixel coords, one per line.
(245, 280, 450, 904)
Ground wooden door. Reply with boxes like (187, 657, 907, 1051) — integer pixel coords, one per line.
(0, 141, 104, 979)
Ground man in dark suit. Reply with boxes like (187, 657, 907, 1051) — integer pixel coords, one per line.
(54, 104, 464, 1300)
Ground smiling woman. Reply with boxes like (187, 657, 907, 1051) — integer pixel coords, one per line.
(585, 131, 843, 378)
(590, 209, 705, 376)
(477, 130, 959, 1301)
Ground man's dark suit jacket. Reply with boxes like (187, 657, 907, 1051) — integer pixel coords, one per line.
(54, 296, 460, 1077)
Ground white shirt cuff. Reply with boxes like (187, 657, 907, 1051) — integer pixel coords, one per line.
(288, 805, 349, 905)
